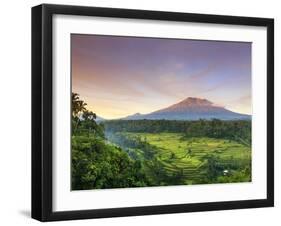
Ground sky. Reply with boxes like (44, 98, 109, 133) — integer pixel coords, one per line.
(72, 34, 252, 119)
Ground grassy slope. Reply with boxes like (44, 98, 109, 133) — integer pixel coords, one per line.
(125, 132, 251, 184)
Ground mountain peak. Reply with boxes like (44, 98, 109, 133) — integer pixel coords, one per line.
(123, 112, 143, 120)
(179, 97, 213, 106)
(151, 97, 220, 114)
(122, 97, 250, 121)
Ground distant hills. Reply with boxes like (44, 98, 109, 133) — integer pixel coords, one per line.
(122, 97, 251, 121)
(95, 115, 106, 122)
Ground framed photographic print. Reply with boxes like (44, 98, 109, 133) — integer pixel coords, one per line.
(32, 4, 274, 221)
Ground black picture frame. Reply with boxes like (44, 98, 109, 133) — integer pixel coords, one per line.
(32, 3, 274, 222)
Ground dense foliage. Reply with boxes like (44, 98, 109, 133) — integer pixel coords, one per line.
(71, 93, 149, 190)
(103, 119, 251, 146)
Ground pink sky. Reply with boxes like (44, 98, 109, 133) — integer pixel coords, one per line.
(72, 34, 252, 119)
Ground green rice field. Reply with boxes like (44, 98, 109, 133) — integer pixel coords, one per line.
(113, 132, 251, 185)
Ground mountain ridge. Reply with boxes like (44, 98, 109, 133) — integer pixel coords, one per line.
(122, 97, 250, 121)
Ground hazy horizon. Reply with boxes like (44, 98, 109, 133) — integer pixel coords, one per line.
(72, 34, 252, 119)
(89, 96, 251, 120)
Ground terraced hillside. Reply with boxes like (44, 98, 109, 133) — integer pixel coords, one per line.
(108, 132, 251, 185)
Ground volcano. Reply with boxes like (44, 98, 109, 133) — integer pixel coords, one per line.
(123, 97, 250, 120)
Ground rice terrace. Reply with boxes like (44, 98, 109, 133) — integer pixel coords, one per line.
(106, 132, 251, 185)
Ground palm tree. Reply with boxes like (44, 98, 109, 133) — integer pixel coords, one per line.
(72, 93, 87, 118)
(72, 93, 87, 133)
